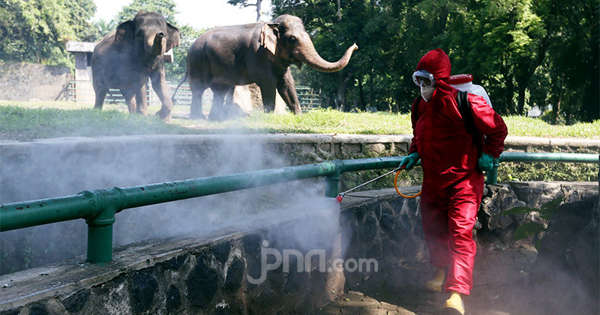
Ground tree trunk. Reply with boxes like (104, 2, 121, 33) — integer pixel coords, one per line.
(358, 78, 366, 111)
(517, 87, 526, 115)
(368, 64, 374, 110)
(335, 72, 351, 111)
(256, 0, 262, 21)
(393, 91, 401, 113)
(553, 94, 562, 124)
(435, 5, 449, 34)
(504, 64, 516, 114)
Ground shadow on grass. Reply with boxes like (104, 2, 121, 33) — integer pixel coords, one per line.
(0, 106, 194, 141)
(0, 105, 326, 142)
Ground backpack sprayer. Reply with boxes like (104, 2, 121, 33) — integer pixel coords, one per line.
(335, 166, 421, 203)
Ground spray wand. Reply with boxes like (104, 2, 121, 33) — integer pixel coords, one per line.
(336, 166, 421, 203)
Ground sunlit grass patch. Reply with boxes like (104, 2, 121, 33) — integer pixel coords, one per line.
(0, 104, 191, 141)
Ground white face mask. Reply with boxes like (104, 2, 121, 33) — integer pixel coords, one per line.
(420, 85, 434, 101)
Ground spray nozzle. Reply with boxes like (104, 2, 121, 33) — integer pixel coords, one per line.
(336, 194, 344, 203)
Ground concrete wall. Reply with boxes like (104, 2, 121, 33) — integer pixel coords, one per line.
(0, 182, 597, 314)
(0, 63, 72, 102)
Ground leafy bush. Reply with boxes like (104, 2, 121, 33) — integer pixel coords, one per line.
(503, 197, 563, 249)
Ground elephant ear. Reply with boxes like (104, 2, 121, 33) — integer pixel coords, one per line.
(166, 22, 180, 51)
(260, 23, 278, 55)
(115, 20, 135, 42)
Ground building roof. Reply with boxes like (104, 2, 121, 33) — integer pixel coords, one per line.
(66, 41, 96, 53)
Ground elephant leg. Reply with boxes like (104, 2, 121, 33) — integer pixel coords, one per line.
(208, 85, 229, 121)
(190, 79, 207, 119)
(259, 82, 277, 113)
(277, 68, 302, 114)
(121, 88, 137, 114)
(150, 70, 173, 120)
(94, 88, 107, 110)
(222, 86, 237, 117)
(136, 83, 148, 115)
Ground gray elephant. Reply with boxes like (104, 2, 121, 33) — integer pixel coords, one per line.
(92, 11, 180, 120)
(173, 14, 358, 120)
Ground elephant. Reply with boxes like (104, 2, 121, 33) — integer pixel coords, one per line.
(172, 14, 358, 120)
(92, 11, 180, 120)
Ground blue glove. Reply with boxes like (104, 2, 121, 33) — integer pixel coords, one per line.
(478, 153, 496, 172)
(399, 152, 420, 170)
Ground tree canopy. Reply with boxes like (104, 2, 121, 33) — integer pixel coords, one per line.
(273, 0, 599, 122)
(227, 0, 265, 22)
(116, 0, 178, 25)
(0, 0, 96, 66)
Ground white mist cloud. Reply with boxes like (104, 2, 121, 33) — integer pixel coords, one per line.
(1, 136, 341, 273)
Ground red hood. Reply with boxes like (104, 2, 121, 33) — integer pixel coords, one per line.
(416, 48, 453, 97)
(416, 48, 451, 80)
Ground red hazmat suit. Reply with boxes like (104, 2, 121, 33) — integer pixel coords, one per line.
(408, 49, 508, 295)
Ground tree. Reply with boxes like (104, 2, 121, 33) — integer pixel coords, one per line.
(90, 19, 118, 41)
(227, 0, 265, 22)
(165, 25, 204, 81)
(116, 0, 177, 24)
(271, 0, 598, 121)
(535, 0, 599, 122)
(0, 0, 96, 66)
(273, 0, 425, 112)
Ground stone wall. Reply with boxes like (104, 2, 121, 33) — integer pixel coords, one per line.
(0, 202, 346, 314)
(0, 63, 71, 102)
(0, 182, 597, 314)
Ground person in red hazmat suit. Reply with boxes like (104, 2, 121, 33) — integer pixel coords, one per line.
(399, 48, 508, 315)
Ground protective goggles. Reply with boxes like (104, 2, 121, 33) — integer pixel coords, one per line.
(412, 70, 435, 87)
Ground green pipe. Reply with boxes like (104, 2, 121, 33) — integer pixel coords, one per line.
(4, 152, 597, 231)
(486, 160, 500, 185)
(116, 161, 337, 210)
(0, 194, 97, 232)
(1, 152, 598, 264)
(338, 156, 402, 172)
(86, 206, 116, 264)
(0, 161, 338, 232)
(486, 152, 599, 184)
(499, 152, 599, 163)
(325, 169, 342, 197)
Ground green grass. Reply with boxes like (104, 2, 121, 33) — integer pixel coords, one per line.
(0, 102, 191, 141)
(231, 110, 414, 134)
(1, 101, 599, 141)
(503, 115, 600, 138)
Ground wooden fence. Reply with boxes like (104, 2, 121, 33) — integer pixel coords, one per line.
(69, 81, 321, 110)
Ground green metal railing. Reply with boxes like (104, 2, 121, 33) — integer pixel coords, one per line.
(487, 152, 599, 185)
(0, 152, 598, 264)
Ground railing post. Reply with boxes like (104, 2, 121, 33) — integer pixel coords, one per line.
(86, 205, 116, 264)
(325, 169, 341, 198)
(83, 188, 123, 264)
(486, 159, 500, 185)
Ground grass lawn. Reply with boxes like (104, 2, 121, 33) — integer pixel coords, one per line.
(1, 100, 599, 141)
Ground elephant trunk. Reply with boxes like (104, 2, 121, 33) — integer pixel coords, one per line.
(297, 37, 358, 73)
(151, 32, 165, 56)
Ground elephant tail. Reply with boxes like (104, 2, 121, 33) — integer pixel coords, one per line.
(171, 70, 188, 105)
